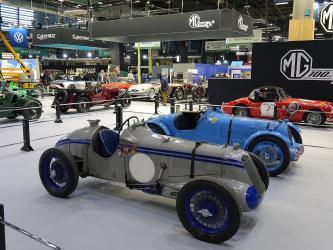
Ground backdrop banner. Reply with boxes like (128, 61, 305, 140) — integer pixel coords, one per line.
(208, 40, 333, 104)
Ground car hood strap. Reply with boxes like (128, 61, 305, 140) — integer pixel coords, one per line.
(190, 142, 202, 178)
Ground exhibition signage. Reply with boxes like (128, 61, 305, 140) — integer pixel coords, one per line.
(9, 28, 28, 48)
(320, 2, 333, 33)
(134, 42, 161, 49)
(31, 28, 114, 50)
(280, 50, 333, 81)
(205, 40, 229, 51)
(91, 9, 253, 42)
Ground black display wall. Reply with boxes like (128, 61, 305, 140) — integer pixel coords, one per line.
(208, 40, 333, 105)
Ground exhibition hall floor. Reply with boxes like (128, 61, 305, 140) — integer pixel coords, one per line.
(0, 98, 333, 250)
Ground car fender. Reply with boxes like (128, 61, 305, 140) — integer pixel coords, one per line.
(244, 130, 291, 150)
(287, 122, 301, 133)
(146, 120, 171, 136)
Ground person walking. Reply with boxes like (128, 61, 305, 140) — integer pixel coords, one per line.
(160, 73, 169, 106)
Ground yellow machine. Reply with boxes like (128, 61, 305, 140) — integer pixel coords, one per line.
(0, 31, 34, 88)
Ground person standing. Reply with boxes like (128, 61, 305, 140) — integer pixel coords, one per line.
(98, 70, 105, 83)
(160, 73, 169, 106)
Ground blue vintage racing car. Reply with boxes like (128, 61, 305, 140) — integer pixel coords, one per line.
(147, 107, 304, 176)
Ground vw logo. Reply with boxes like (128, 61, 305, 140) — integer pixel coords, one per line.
(13, 32, 24, 44)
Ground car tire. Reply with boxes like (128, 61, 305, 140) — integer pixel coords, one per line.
(147, 123, 166, 135)
(68, 84, 76, 90)
(54, 90, 68, 105)
(148, 88, 156, 99)
(175, 88, 184, 100)
(289, 126, 303, 144)
(247, 136, 290, 177)
(176, 177, 242, 244)
(248, 152, 269, 190)
(60, 106, 69, 113)
(304, 111, 326, 125)
(76, 96, 91, 113)
(120, 93, 131, 108)
(39, 148, 79, 198)
(22, 101, 42, 120)
(233, 105, 250, 117)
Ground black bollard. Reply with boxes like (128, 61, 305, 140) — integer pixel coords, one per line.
(21, 119, 33, 152)
(154, 93, 159, 114)
(0, 204, 5, 250)
(189, 100, 193, 111)
(185, 103, 188, 110)
(55, 104, 63, 123)
(113, 97, 119, 114)
(114, 104, 123, 131)
(170, 98, 175, 113)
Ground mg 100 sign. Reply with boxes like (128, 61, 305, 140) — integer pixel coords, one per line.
(320, 2, 333, 33)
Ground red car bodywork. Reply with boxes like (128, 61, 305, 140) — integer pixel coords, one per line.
(103, 82, 133, 90)
(223, 86, 333, 124)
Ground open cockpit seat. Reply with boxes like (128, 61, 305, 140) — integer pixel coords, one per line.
(174, 111, 201, 130)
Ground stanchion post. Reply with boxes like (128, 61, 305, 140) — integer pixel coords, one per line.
(176, 104, 180, 113)
(0, 203, 5, 250)
(189, 100, 193, 111)
(21, 119, 33, 152)
(115, 104, 123, 131)
(154, 93, 159, 114)
(55, 104, 63, 123)
(113, 97, 119, 114)
(185, 103, 188, 110)
(170, 98, 175, 114)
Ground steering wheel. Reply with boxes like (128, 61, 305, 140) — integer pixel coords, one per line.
(117, 116, 139, 135)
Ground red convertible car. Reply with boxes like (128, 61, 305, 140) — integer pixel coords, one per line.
(223, 86, 333, 125)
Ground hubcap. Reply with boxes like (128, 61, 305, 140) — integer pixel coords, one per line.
(253, 142, 283, 171)
(307, 113, 321, 125)
(236, 108, 247, 117)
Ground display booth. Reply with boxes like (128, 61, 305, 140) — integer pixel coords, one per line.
(208, 40, 333, 104)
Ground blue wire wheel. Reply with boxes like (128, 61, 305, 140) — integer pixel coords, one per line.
(248, 136, 290, 177)
(39, 148, 79, 198)
(176, 178, 241, 243)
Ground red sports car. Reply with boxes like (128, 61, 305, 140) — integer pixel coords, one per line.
(223, 86, 333, 125)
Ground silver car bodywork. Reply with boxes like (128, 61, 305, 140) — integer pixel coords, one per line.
(54, 120, 266, 212)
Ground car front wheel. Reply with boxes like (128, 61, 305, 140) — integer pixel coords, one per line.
(233, 105, 249, 117)
(304, 111, 326, 125)
(248, 136, 290, 177)
(39, 148, 79, 198)
(76, 96, 91, 113)
(176, 177, 242, 243)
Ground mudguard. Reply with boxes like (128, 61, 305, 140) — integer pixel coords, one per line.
(287, 122, 301, 133)
(243, 130, 291, 150)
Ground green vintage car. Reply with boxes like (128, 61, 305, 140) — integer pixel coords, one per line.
(0, 91, 42, 120)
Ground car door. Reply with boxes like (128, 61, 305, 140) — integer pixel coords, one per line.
(253, 90, 279, 120)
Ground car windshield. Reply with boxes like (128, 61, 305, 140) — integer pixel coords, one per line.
(248, 90, 255, 101)
(277, 88, 290, 99)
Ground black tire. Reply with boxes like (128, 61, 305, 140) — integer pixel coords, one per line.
(60, 106, 69, 113)
(304, 111, 326, 125)
(76, 96, 91, 113)
(68, 84, 76, 90)
(39, 148, 79, 198)
(148, 88, 155, 99)
(247, 136, 290, 177)
(248, 153, 269, 190)
(176, 177, 242, 243)
(147, 123, 166, 135)
(120, 93, 131, 108)
(54, 90, 68, 105)
(289, 126, 303, 144)
(175, 88, 184, 100)
(232, 105, 250, 117)
(22, 101, 42, 120)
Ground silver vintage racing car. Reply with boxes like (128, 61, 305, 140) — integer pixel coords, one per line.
(39, 117, 269, 243)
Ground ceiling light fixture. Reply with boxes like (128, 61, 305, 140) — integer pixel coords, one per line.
(275, 2, 289, 5)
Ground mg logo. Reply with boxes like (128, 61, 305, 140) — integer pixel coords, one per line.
(320, 2, 333, 33)
(188, 14, 215, 29)
(13, 32, 24, 43)
(280, 50, 312, 80)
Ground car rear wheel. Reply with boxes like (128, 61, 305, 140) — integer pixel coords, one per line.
(39, 148, 79, 198)
(176, 177, 242, 243)
(76, 96, 91, 113)
(23, 101, 42, 120)
(233, 105, 249, 117)
(304, 111, 326, 125)
(121, 93, 131, 108)
(148, 88, 155, 99)
(175, 88, 184, 100)
(68, 84, 76, 90)
(248, 136, 290, 177)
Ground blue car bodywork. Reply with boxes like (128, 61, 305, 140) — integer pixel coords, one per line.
(147, 108, 304, 176)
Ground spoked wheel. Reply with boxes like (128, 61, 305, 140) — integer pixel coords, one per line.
(176, 177, 241, 243)
(233, 105, 249, 117)
(39, 148, 79, 198)
(304, 111, 325, 125)
(120, 93, 131, 108)
(175, 88, 184, 100)
(23, 101, 42, 120)
(248, 136, 290, 177)
(148, 88, 156, 99)
(76, 96, 91, 113)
